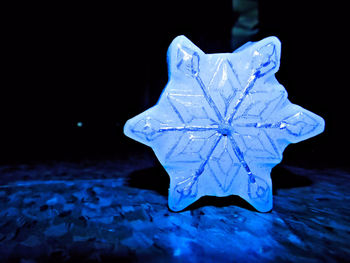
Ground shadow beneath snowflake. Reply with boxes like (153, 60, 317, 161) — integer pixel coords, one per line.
(127, 164, 169, 196)
(271, 165, 313, 194)
(183, 195, 258, 212)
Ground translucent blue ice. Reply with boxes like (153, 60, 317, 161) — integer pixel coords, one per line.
(124, 36, 325, 212)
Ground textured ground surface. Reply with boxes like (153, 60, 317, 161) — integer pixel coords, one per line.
(0, 155, 349, 263)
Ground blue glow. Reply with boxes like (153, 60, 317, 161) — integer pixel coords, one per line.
(124, 35, 325, 212)
(173, 248, 181, 257)
(77, 122, 83, 127)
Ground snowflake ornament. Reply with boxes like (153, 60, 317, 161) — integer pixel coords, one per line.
(124, 35, 325, 212)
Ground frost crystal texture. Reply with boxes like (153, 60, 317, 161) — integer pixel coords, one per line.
(124, 36, 325, 212)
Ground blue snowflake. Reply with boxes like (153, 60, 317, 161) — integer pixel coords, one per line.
(124, 36, 324, 212)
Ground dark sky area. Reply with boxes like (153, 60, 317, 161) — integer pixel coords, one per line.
(2, 1, 348, 167)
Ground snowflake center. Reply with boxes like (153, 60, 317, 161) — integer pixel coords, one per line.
(217, 123, 233, 137)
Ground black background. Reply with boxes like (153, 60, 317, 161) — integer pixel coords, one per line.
(2, 1, 348, 167)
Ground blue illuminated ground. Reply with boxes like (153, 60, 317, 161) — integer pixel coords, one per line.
(0, 154, 349, 262)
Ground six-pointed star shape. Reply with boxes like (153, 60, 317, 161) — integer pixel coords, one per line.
(124, 35, 325, 212)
